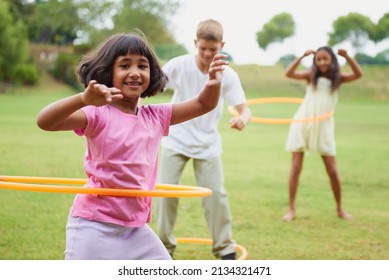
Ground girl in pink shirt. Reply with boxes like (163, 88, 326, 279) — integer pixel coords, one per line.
(37, 32, 227, 260)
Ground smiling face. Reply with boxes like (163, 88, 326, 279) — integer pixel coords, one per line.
(112, 54, 151, 100)
(314, 49, 333, 75)
(194, 39, 224, 72)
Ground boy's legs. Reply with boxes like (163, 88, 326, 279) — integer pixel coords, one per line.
(156, 148, 189, 256)
(193, 156, 236, 259)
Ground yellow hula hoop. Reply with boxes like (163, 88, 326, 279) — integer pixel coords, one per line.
(176, 238, 248, 260)
(228, 97, 334, 124)
(0, 176, 212, 198)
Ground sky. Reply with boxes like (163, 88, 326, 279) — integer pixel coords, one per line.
(169, 0, 389, 65)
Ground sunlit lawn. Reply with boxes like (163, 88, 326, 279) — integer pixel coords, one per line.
(0, 69, 388, 260)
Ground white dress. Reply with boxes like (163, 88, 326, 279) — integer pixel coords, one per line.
(285, 77, 338, 156)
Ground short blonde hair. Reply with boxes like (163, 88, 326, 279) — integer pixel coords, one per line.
(196, 19, 223, 41)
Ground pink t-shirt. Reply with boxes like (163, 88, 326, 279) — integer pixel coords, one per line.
(71, 104, 172, 227)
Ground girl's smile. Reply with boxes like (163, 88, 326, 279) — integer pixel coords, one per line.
(314, 50, 332, 74)
(113, 54, 150, 98)
(194, 39, 224, 73)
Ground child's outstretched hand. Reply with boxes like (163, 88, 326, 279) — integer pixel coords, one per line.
(206, 54, 228, 87)
(81, 80, 123, 106)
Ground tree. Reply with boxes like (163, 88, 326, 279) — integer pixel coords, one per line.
(25, 0, 115, 45)
(112, 0, 179, 44)
(26, 0, 76, 44)
(375, 49, 389, 65)
(6, 0, 35, 21)
(328, 12, 375, 54)
(277, 54, 296, 67)
(256, 13, 295, 50)
(107, 0, 185, 60)
(356, 49, 389, 65)
(372, 13, 389, 43)
(0, 0, 39, 84)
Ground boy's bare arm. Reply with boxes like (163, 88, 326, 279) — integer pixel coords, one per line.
(230, 104, 251, 131)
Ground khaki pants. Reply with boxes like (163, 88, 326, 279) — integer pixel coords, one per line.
(156, 148, 235, 258)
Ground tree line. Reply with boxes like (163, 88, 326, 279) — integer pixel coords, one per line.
(1, 0, 185, 88)
(1, 0, 388, 88)
(256, 12, 389, 66)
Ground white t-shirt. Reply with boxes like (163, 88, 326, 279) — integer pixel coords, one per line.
(161, 54, 246, 159)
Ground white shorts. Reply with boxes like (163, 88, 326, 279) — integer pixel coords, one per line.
(65, 214, 172, 260)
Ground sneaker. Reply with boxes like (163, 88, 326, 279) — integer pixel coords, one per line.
(221, 252, 236, 260)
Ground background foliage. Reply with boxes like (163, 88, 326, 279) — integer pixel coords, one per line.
(1, 1, 388, 88)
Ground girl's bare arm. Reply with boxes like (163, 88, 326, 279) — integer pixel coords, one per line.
(285, 50, 314, 81)
(338, 49, 363, 83)
(37, 81, 122, 131)
(170, 54, 228, 125)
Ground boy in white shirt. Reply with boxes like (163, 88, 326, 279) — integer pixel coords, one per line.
(156, 19, 251, 260)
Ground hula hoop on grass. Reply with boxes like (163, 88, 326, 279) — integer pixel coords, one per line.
(0, 176, 212, 198)
(228, 97, 334, 124)
(176, 237, 248, 260)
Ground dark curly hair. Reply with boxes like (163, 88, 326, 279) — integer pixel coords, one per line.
(76, 31, 168, 98)
(311, 46, 341, 92)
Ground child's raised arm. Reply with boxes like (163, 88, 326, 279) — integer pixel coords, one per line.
(170, 54, 228, 125)
(37, 81, 122, 131)
(285, 50, 315, 81)
(338, 49, 363, 83)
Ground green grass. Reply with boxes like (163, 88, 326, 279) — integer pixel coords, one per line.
(0, 67, 388, 260)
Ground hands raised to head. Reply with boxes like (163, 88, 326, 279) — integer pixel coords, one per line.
(303, 48, 349, 58)
(303, 49, 315, 57)
(337, 49, 348, 57)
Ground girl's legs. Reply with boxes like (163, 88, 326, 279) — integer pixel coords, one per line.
(283, 152, 304, 221)
(321, 155, 352, 219)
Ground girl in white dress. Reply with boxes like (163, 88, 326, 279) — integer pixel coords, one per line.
(283, 46, 362, 221)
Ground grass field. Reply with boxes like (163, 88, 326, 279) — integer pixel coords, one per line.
(0, 65, 388, 260)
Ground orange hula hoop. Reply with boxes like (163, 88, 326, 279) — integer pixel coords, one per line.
(176, 238, 248, 260)
(228, 97, 334, 124)
(0, 176, 212, 198)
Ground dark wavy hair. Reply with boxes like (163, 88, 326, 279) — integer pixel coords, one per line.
(76, 31, 168, 98)
(311, 46, 340, 92)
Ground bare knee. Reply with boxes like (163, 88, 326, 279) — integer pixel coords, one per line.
(322, 157, 339, 179)
(326, 165, 337, 177)
(290, 160, 303, 177)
